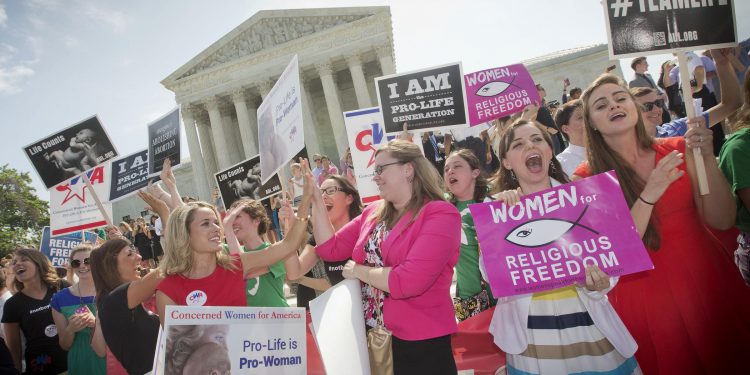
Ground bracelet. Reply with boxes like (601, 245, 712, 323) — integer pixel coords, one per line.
(295, 214, 309, 222)
(639, 195, 655, 205)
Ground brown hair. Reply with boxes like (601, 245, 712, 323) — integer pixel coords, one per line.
(581, 74, 660, 248)
(490, 120, 569, 193)
(446, 149, 488, 203)
(554, 99, 583, 141)
(91, 238, 131, 305)
(371, 140, 445, 227)
(324, 175, 363, 219)
(630, 87, 655, 98)
(229, 198, 271, 235)
(12, 248, 62, 293)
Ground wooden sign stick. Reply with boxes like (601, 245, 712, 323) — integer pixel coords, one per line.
(676, 51, 710, 195)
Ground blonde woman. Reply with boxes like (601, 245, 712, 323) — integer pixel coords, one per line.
(156, 165, 313, 319)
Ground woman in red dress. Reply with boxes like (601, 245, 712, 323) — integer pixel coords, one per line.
(573, 50, 750, 374)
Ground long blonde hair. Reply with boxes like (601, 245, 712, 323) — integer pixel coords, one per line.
(371, 140, 445, 227)
(159, 202, 236, 276)
(581, 74, 660, 249)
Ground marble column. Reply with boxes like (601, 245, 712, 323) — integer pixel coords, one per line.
(180, 105, 211, 201)
(204, 97, 231, 170)
(376, 44, 396, 75)
(245, 98, 260, 156)
(316, 62, 347, 157)
(195, 111, 218, 181)
(346, 54, 373, 108)
(231, 90, 258, 158)
(220, 102, 243, 164)
(300, 76, 321, 157)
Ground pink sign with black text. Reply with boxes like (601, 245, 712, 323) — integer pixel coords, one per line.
(469, 171, 653, 297)
(464, 64, 540, 126)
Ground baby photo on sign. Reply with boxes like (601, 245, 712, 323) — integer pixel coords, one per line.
(23, 115, 118, 189)
(164, 324, 231, 375)
(215, 154, 283, 210)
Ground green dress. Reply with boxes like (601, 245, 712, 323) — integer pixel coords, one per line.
(49, 287, 106, 375)
(243, 243, 289, 307)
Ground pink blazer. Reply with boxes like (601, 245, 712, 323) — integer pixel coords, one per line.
(316, 200, 461, 340)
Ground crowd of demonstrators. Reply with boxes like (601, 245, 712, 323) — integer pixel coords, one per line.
(720, 67, 750, 285)
(282, 175, 362, 308)
(574, 70, 750, 374)
(310, 140, 461, 374)
(489, 119, 640, 374)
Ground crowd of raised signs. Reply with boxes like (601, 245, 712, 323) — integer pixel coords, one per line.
(2, 39, 750, 375)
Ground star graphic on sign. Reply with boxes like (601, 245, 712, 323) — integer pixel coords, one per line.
(55, 182, 87, 205)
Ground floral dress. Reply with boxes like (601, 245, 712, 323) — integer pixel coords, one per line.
(361, 221, 388, 328)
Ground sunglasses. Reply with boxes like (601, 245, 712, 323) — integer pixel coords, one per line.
(320, 186, 344, 196)
(639, 99, 664, 112)
(314, 159, 322, 162)
(70, 258, 90, 269)
(373, 161, 404, 176)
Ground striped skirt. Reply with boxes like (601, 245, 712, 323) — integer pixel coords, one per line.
(507, 286, 641, 375)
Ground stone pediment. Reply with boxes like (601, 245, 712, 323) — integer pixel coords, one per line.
(165, 7, 387, 83)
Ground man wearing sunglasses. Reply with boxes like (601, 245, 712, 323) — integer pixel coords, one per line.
(629, 50, 741, 152)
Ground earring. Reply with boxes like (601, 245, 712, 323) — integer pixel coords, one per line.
(550, 162, 557, 174)
(510, 170, 517, 181)
(407, 175, 414, 184)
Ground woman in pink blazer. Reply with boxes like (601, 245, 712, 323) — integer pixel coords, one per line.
(310, 140, 461, 374)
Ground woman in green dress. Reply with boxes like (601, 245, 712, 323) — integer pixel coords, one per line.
(51, 243, 106, 374)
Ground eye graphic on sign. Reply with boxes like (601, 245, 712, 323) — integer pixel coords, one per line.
(504, 205, 599, 247)
(355, 122, 385, 167)
(475, 75, 520, 97)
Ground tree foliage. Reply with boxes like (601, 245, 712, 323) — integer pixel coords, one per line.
(0, 164, 49, 257)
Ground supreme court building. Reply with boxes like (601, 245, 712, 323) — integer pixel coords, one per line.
(161, 6, 396, 201)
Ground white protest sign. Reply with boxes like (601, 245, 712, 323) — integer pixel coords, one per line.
(309, 279, 370, 375)
(49, 165, 112, 236)
(344, 107, 387, 205)
(159, 306, 306, 375)
(258, 55, 304, 184)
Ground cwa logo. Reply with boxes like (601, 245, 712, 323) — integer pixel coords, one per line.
(186, 290, 208, 306)
(355, 122, 385, 167)
(54, 166, 105, 205)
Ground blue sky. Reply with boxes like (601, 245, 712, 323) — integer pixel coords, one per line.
(1, 0, 748, 200)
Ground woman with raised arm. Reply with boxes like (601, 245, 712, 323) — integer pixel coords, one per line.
(50, 244, 105, 374)
(282, 175, 363, 305)
(310, 140, 461, 374)
(91, 190, 169, 375)
(443, 149, 495, 322)
(488, 119, 639, 375)
(574, 70, 750, 374)
(155, 162, 313, 320)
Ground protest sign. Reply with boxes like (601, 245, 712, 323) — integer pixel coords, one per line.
(258, 55, 304, 184)
(109, 149, 160, 202)
(148, 108, 181, 175)
(376, 62, 468, 135)
(50, 165, 113, 236)
(39, 226, 99, 267)
(469, 171, 653, 297)
(344, 107, 388, 205)
(464, 64, 540, 126)
(309, 279, 369, 375)
(159, 306, 306, 375)
(23, 115, 118, 189)
(215, 154, 283, 210)
(602, 0, 737, 58)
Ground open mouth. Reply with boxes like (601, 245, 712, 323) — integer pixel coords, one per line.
(209, 235, 221, 243)
(609, 112, 626, 121)
(525, 154, 544, 173)
(15, 267, 26, 276)
(448, 177, 458, 185)
(324, 202, 334, 211)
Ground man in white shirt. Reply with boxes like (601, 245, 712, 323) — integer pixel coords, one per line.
(554, 99, 587, 177)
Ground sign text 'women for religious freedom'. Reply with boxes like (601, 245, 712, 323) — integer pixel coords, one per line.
(469, 171, 653, 297)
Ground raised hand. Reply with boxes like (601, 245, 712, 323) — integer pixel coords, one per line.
(684, 117, 713, 155)
(494, 188, 523, 206)
(397, 122, 414, 143)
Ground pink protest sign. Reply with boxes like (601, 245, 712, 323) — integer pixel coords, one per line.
(469, 171, 653, 297)
(464, 64, 541, 126)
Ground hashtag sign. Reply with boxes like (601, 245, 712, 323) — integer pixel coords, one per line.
(610, 0, 634, 18)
